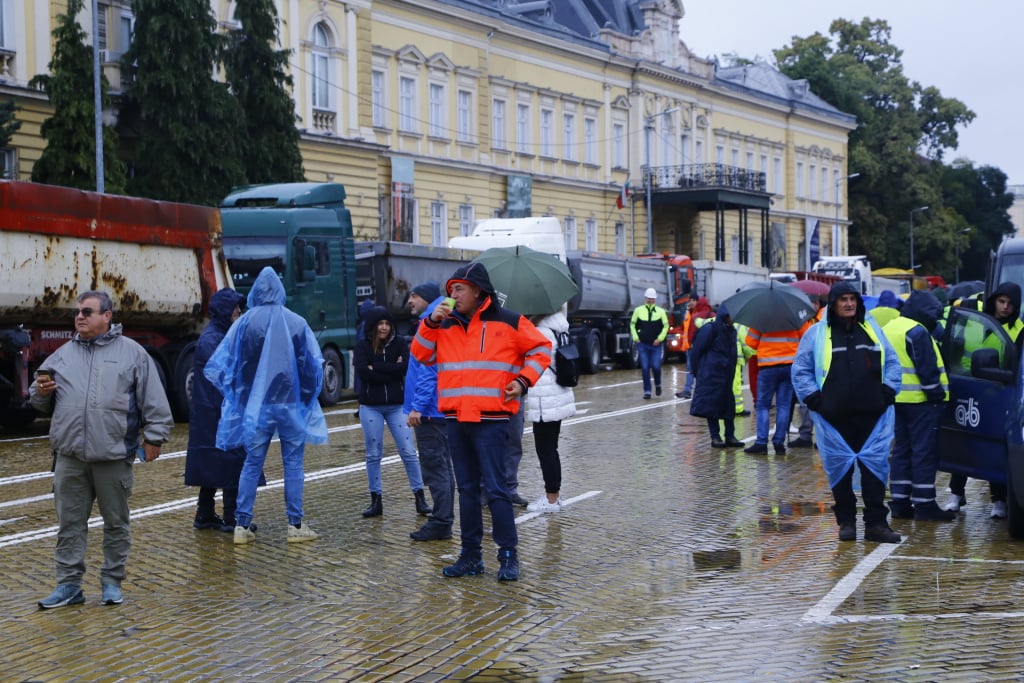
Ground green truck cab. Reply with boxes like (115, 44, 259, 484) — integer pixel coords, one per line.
(220, 182, 357, 405)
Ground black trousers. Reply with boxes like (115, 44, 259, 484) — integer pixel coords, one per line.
(532, 420, 563, 495)
(831, 461, 888, 526)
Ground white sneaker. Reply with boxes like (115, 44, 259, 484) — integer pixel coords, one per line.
(991, 501, 1008, 519)
(233, 525, 256, 545)
(287, 523, 318, 542)
(527, 496, 563, 513)
(943, 494, 966, 512)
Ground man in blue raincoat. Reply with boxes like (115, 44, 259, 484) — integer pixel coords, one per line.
(792, 281, 902, 543)
(205, 267, 328, 544)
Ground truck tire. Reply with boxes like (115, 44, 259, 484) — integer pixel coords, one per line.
(171, 349, 195, 423)
(1008, 470, 1024, 539)
(578, 330, 602, 374)
(320, 348, 344, 406)
(619, 339, 640, 369)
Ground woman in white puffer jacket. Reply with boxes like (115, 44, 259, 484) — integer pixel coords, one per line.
(525, 311, 576, 512)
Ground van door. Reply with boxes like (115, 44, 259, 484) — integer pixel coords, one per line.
(937, 307, 1017, 487)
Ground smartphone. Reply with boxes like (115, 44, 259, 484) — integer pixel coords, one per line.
(36, 370, 51, 382)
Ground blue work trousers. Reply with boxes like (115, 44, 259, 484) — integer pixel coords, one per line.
(890, 402, 943, 506)
(415, 418, 455, 529)
(754, 364, 793, 445)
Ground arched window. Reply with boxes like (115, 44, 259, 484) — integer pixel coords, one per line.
(311, 23, 332, 111)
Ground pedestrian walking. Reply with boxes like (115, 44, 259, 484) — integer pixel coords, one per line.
(404, 282, 455, 541)
(354, 305, 430, 518)
(411, 262, 551, 581)
(792, 281, 902, 543)
(204, 266, 327, 544)
(30, 290, 174, 608)
(630, 287, 668, 399)
(525, 311, 577, 512)
(689, 304, 744, 448)
(882, 291, 954, 521)
(185, 287, 265, 533)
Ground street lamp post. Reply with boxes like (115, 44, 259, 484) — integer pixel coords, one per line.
(644, 107, 679, 253)
(954, 227, 971, 284)
(909, 205, 929, 270)
(833, 172, 860, 256)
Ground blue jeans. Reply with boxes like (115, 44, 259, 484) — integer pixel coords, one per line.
(890, 402, 943, 506)
(414, 418, 455, 528)
(448, 419, 517, 558)
(638, 343, 664, 394)
(236, 405, 307, 527)
(506, 403, 525, 493)
(683, 348, 696, 394)
(360, 403, 423, 494)
(754, 364, 793, 445)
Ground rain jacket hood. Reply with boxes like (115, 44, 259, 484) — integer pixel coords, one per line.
(826, 281, 866, 326)
(876, 290, 900, 309)
(209, 288, 244, 329)
(447, 262, 496, 298)
(984, 282, 1022, 323)
(205, 267, 328, 449)
(361, 306, 396, 344)
(901, 290, 942, 332)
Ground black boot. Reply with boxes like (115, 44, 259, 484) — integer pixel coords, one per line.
(414, 489, 432, 516)
(362, 492, 382, 518)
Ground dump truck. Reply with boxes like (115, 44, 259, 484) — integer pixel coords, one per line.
(0, 180, 230, 425)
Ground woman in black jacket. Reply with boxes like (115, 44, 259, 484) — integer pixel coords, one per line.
(353, 307, 429, 518)
(689, 304, 744, 448)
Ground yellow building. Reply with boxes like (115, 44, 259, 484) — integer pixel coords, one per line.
(3, 0, 856, 269)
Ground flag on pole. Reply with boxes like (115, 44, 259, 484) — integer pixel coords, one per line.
(615, 180, 630, 210)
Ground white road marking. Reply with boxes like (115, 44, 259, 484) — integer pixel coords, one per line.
(801, 542, 903, 623)
(514, 490, 602, 523)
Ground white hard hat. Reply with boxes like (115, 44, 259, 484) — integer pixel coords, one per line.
(644, 288, 657, 299)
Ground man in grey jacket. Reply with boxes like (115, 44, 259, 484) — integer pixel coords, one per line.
(30, 291, 173, 609)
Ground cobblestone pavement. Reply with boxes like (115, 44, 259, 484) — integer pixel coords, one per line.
(1, 366, 1023, 682)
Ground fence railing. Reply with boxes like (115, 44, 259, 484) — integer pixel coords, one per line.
(643, 163, 767, 193)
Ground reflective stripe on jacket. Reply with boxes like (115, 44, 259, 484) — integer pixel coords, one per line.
(630, 304, 669, 345)
(745, 325, 804, 367)
(411, 297, 551, 422)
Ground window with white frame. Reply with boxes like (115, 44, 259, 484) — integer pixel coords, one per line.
(563, 113, 576, 161)
(399, 76, 416, 132)
(615, 222, 626, 255)
(311, 23, 332, 111)
(430, 202, 447, 246)
(371, 70, 386, 128)
(584, 118, 596, 165)
(695, 140, 703, 163)
(774, 157, 783, 194)
(429, 83, 446, 137)
(680, 133, 690, 164)
(731, 148, 739, 167)
(715, 145, 724, 164)
(585, 218, 598, 251)
(612, 123, 625, 168)
(1, 149, 15, 179)
(809, 164, 816, 200)
(796, 161, 804, 198)
(492, 99, 506, 149)
(746, 151, 754, 170)
(821, 167, 829, 203)
(516, 103, 530, 154)
(540, 109, 554, 157)
(456, 90, 472, 142)
(458, 204, 474, 236)
(564, 216, 577, 251)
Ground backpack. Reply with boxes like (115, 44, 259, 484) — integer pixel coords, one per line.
(553, 331, 579, 388)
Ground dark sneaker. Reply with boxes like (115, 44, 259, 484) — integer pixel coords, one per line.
(788, 437, 814, 448)
(410, 524, 453, 541)
(675, 391, 691, 399)
(773, 442, 787, 455)
(101, 583, 123, 605)
(193, 513, 226, 530)
(496, 550, 520, 581)
(443, 555, 485, 578)
(838, 522, 857, 541)
(39, 584, 85, 610)
(888, 500, 914, 519)
(710, 439, 726, 448)
(864, 524, 902, 543)
(509, 493, 530, 507)
(914, 501, 957, 522)
(725, 438, 745, 447)
(642, 393, 651, 400)
(744, 443, 768, 455)
(655, 386, 662, 396)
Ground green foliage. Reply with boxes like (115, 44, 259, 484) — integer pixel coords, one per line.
(774, 18, 984, 278)
(940, 161, 1014, 282)
(119, 0, 246, 206)
(0, 99, 22, 151)
(223, 0, 304, 184)
(28, 0, 125, 192)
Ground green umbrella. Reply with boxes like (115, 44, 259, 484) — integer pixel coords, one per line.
(472, 245, 579, 315)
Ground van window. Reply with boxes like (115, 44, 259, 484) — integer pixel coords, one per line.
(943, 311, 1016, 378)
(996, 253, 1024, 293)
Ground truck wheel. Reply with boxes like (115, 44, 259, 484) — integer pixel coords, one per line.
(578, 330, 602, 374)
(320, 348, 344, 406)
(0, 407, 36, 428)
(171, 349, 194, 423)
(1008, 470, 1024, 539)
(619, 339, 640, 369)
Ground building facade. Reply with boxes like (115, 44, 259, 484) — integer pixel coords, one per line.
(1, 0, 856, 270)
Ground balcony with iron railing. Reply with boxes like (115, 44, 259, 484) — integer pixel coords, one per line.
(643, 163, 768, 193)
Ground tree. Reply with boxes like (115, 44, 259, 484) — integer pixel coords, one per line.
(223, 0, 304, 184)
(940, 161, 1014, 282)
(119, 0, 245, 206)
(28, 0, 125, 192)
(774, 18, 976, 269)
(0, 99, 22, 150)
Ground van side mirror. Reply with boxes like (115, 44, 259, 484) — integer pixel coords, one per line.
(971, 348, 1013, 383)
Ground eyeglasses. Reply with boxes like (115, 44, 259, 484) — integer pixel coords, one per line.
(73, 307, 101, 318)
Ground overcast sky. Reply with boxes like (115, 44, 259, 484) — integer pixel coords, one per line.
(681, 0, 1023, 186)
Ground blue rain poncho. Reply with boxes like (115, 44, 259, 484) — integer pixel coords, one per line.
(205, 267, 328, 450)
(792, 317, 901, 488)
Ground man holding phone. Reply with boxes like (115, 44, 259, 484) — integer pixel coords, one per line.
(30, 290, 173, 609)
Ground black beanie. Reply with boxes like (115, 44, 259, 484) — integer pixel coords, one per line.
(411, 281, 442, 303)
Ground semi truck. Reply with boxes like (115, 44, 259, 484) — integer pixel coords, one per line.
(0, 180, 230, 425)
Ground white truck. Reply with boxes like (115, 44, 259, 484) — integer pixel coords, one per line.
(811, 255, 875, 296)
(692, 260, 770, 305)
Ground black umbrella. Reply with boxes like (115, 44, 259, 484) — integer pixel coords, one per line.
(722, 281, 817, 332)
(948, 280, 984, 301)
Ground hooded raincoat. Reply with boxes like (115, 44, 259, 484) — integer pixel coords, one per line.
(689, 305, 738, 420)
(205, 267, 328, 450)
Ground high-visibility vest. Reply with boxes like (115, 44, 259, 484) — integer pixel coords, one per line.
(883, 317, 949, 403)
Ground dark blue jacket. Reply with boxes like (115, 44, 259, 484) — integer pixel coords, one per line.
(689, 314, 738, 420)
(354, 306, 409, 406)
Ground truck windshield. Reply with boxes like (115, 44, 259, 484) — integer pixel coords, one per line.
(997, 253, 1024, 292)
(224, 237, 287, 288)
